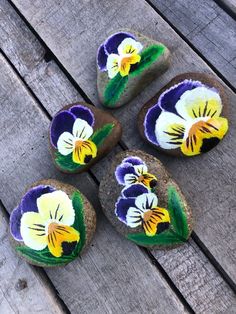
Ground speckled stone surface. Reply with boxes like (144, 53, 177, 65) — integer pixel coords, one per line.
(99, 150, 193, 249)
(138, 73, 229, 157)
(10, 179, 96, 267)
(97, 30, 170, 108)
(49, 102, 122, 173)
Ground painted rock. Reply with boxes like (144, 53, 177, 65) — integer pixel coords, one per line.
(49, 102, 122, 173)
(138, 73, 229, 157)
(97, 30, 170, 108)
(99, 150, 192, 248)
(9, 179, 96, 267)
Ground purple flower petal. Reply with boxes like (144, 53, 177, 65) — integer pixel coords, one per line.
(144, 104, 162, 145)
(70, 105, 94, 126)
(20, 185, 55, 214)
(115, 163, 137, 185)
(97, 44, 108, 71)
(159, 79, 204, 114)
(10, 206, 23, 241)
(104, 32, 135, 55)
(115, 197, 136, 223)
(122, 184, 149, 198)
(122, 156, 144, 166)
(50, 111, 76, 148)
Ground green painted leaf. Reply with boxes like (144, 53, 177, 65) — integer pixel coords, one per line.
(55, 151, 82, 172)
(16, 246, 73, 266)
(167, 186, 189, 239)
(90, 123, 114, 146)
(126, 229, 185, 247)
(103, 73, 128, 107)
(130, 44, 166, 77)
(71, 191, 86, 255)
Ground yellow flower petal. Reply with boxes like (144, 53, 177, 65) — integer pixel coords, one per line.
(137, 173, 158, 189)
(47, 223, 80, 257)
(142, 207, 170, 237)
(72, 140, 97, 164)
(181, 117, 228, 156)
(120, 54, 141, 77)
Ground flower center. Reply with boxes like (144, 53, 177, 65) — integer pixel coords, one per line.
(75, 140, 83, 148)
(137, 175, 144, 182)
(143, 210, 153, 222)
(47, 222, 58, 235)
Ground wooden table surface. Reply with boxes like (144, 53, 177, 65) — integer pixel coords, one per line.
(0, 0, 235, 313)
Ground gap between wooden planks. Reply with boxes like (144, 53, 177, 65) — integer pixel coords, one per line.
(8, 0, 236, 283)
(1, 0, 236, 313)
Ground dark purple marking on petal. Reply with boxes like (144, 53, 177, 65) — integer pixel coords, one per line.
(70, 105, 95, 126)
(122, 156, 144, 166)
(115, 163, 137, 185)
(144, 104, 162, 145)
(97, 44, 108, 71)
(121, 184, 149, 198)
(158, 79, 204, 114)
(10, 206, 23, 241)
(115, 197, 136, 224)
(21, 185, 55, 214)
(50, 111, 76, 148)
(104, 32, 135, 55)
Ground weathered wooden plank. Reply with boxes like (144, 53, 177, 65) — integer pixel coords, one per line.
(10, 0, 236, 285)
(0, 205, 64, 314)
(1, 1, 236, 312)
(150, 0, 236, 88)
(0, 52, 187, 313)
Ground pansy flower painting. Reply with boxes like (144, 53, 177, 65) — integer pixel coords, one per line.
(111, 155, 191, 247)
(50, 104, 116, 173)
(97, 31, 170, 107)
(10, 182, 94, 266)
(141, 74, 229, 156)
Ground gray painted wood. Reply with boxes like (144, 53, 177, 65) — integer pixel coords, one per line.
(0, 206, 64, 314)
(0, 52, 186, 314)
(10, 0, 236, 285)
(1, 1, 236, 312)
(150, 0, 236, 88)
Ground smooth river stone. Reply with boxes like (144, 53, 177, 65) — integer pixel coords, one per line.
(9, 179, 96, 267)
(97, 30, 170, 108)
(138, 72, 229, 157)
(49, 102, 122, 173)
(99, 150, 193, 249)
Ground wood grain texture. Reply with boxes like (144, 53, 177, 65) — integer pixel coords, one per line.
(10, 0, 236, 284)
(0, 206, 64, 314)
(0, 51, 187, 313)
(150, 0, 236, 88)
(1, 1, 235, 312)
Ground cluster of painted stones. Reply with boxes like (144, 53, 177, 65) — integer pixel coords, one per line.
(9, 30, 229, 267)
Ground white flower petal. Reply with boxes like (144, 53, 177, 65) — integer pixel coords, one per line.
(20, 212, 47, 251)
(155, 111, 186, 149)
(57, 132, 74, 155)
(72, 118, 93, 140)
(134, 164, 148, 175)
(126, 207, 143, 228)
(118, 38, 143, 56)
(107, 53, 120, 79)
(124, 173, 138, 186)
(37, 190, 75, 226)
(135, 193, 158, 211)
(175, 87, 222, 121)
